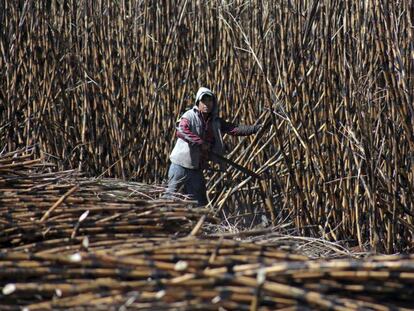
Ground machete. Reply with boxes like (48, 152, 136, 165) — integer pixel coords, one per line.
(211, 151, 261, 179)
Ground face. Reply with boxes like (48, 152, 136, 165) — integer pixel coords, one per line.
(199, 96, 214, 114)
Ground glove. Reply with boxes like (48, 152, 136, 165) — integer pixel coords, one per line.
(201, 142, 212, 153)
(253, 124, 262, 133)
(236, 124, 262, 135)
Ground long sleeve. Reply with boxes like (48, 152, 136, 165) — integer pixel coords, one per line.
(220, 119, 261, 136)
(176, 118, 204, 145)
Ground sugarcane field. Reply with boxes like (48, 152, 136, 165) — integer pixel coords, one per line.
(1, 1, 414, 310)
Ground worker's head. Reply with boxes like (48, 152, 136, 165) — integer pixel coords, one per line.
(198, 94, 214, 114)
(195, 87, 216, 114)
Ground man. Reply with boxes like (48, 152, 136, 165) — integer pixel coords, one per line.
(165, 87, 261, 206)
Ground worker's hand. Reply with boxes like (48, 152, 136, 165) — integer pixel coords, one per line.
(201, 142, 212, 153)
(253, 124, 263, 133)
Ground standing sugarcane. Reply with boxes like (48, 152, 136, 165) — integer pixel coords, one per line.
(164, 87, 262, 206)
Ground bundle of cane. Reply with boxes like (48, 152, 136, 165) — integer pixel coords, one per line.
(1, 238, 413, 310)
(0, 149, 217, 253)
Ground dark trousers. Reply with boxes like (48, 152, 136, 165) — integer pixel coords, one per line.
(164, 163, 208, 206)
